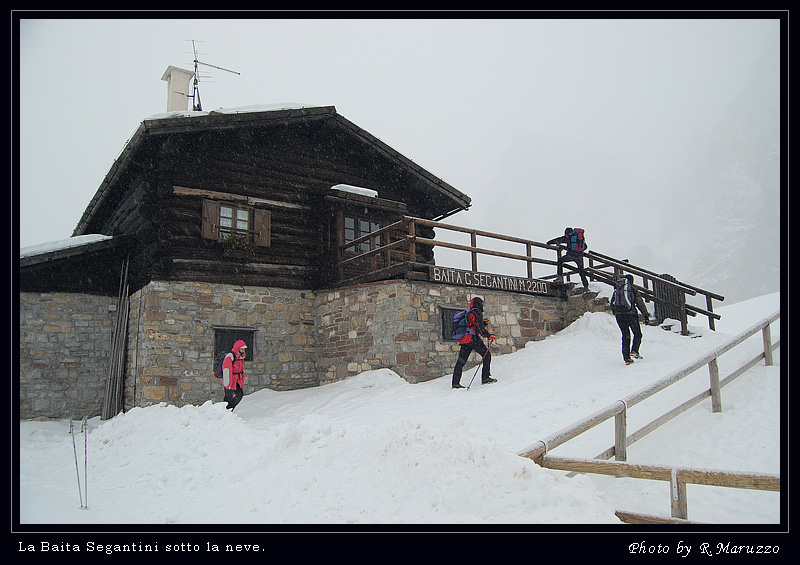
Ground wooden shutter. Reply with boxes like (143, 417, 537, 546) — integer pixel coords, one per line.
(253, 209, 271, 247)
(201, 199, 220, 240)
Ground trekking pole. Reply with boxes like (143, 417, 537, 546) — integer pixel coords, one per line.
(69, 419, 84, 508)
(81, 416, 88, 509)
(466, 339, 493, 390)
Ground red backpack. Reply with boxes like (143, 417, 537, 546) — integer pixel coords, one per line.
(568, 228, 586, 252)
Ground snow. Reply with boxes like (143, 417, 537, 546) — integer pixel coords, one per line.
(144, 103, 321, 121)
(19, 234, 112, 259)
(17, 291, 782, 530)
(331, 184, 379, 198)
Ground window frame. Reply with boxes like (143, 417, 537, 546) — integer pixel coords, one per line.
(213, 326, 257, 362)
(440, 306, 463, 341)
(342, 212, 382, 254)
(202, 199, 271, 247)
(218, 204, 252, 239)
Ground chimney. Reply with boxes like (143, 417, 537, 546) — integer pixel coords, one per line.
(161, 66, 194, 112)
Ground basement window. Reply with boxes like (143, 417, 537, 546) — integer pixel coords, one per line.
(440, 307, 463, 341)
(213, 326, 256, 361)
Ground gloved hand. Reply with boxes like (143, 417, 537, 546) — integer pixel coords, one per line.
(489, 334, 497, 342)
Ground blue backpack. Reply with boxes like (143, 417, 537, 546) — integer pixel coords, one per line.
(451, 309, 473, 340)
(568, 228, 586, 252)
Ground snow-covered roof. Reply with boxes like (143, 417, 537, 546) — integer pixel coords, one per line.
(144, 103, 322, 121)
(19, 234, 112, 259)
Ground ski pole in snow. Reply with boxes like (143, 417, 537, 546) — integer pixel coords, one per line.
(81, 416, 88, 508)
(69, 419, 84, 508)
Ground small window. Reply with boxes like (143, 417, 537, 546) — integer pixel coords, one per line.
(213, 327, 256, 361)
(343, 214, 381, 253)
(219, 205, 250, 239)
(440, 307, 463, 341)
(202, 199, 270, 247)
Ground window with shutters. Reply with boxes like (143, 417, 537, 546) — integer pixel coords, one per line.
(201, 199, 271, 247)
(219, 205, 250, 239)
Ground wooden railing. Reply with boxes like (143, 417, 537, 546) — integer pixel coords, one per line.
(518, 311, 780, 523)
(584, 250, 724, 334)
(336, 216, 723, 333)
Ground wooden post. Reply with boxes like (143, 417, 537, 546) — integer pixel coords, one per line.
(708, 358, 722, 413)
(369, 234, 377, 271)
(614, 402, 627, 462)
(408, 219, 416, 263)
(763, 324, 774, 366)
(526, 242, 533, 279)
(679, 300, 689, 335)
(706, 295, 716, 331)
(670, 468, 688, 520)
(471, 231, 478, 271)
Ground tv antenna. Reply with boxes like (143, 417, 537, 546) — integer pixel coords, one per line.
(183, 39, 240, 111)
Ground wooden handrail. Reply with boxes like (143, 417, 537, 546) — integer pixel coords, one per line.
(519, 311, 780, 461)
(538, 455, 780, 491)
(335, 215, 724, 332)
(412, 235, 558, 267)
(518, 311, 780, 521)
(587, 251, 698, 295)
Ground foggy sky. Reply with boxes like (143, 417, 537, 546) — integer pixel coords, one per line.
(16, 15, 781, 288)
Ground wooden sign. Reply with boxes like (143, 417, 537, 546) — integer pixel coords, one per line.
(428, 266, 560, 297)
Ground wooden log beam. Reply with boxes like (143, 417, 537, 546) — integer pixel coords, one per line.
(615, 510, 703, 524)
(539, 455, 780, 491)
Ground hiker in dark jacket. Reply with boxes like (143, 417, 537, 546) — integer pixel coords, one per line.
(452, 297, 497, 389)
(611, 274, 650, 365)
(547, 227, 589, 288)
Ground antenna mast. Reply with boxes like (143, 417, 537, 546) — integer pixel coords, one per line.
(184, 40, 240, 111)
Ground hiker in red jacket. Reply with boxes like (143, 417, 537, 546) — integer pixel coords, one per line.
(222, 339, 247, 410)
(452, 297, 497, 389)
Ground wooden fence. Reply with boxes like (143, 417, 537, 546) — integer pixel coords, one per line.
(518, 311, 781, 523)
(337, 216, 724, 333)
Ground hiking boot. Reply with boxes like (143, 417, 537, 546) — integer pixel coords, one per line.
(482, 377, 497, 384)
(625, 358, 634, 365)
(631, 351, 642, 359)
(452, 383, 465, 389)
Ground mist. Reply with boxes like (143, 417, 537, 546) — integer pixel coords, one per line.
(16, 16, 782, 303)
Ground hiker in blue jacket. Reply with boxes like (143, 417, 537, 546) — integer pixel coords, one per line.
(547, 227, 589, 288)
(611, 274, 650, 365)
(452, 297, 497, 389)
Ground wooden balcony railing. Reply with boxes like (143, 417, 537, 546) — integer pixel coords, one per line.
(337, 216, 724, 333)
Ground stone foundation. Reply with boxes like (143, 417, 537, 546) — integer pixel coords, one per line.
(19, 281, 608, 418)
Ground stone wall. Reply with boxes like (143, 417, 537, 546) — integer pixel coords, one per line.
(126, 281, 318, 409)
(315, 281, 607, 384)
(19, 292, 117, 419)
(19, 280, 608, 418)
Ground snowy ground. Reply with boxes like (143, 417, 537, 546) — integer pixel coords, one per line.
(17, 289, 782, 531)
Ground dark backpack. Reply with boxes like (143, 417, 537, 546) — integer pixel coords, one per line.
(451, 309, 473, 340)
(611, 278, 634, 312)
(568, 228, 586, 252)
(214, 351, 231, 378)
